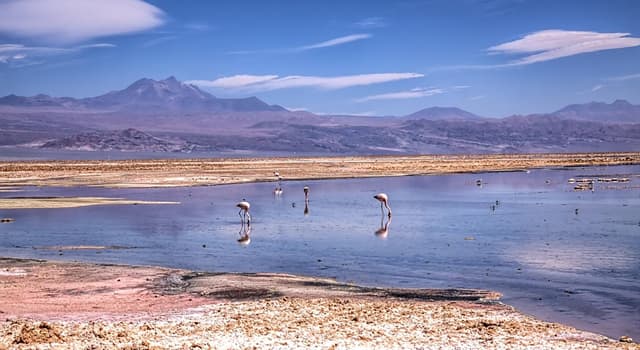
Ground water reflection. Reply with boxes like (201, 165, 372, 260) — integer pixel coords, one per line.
(237, 224, 251, 246)
(303, 186, 310, 216)
(374, 214, 392, 239)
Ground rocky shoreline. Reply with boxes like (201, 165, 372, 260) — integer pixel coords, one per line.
(1, 257, 637, 349)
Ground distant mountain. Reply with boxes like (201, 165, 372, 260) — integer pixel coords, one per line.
(0, 76, 286, 113)
(0, 94, 77, 108)
(2, 76, 640, 155)
(551, 99, 640, 123)
(403, 106, 481, 121)
(39, 128, 198, 152)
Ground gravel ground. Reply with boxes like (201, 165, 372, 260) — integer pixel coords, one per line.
(0, 153, 638, 188)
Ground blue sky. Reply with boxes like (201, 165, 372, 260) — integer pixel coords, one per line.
(1, 0, 639, 117)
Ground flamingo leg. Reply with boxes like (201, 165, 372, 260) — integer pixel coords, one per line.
(239, 209, 246, 227)
(385, 203, 392, 218)
(246, 211, 251, 226)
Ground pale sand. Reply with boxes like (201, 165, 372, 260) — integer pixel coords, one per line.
(0, 197, 179, 209)
(0, 152, 638, 188)
(0, 258, 637, 349)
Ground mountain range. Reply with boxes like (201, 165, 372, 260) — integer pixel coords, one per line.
(1, 77, 639, 154)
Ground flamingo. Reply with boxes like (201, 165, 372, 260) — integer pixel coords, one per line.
(374, 193, 392, 218)
(236, 199, 251, 226)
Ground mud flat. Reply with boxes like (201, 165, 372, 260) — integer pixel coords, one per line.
(0, 258, 636, 349)
(0, 197, 179, 209)
(0, 152, 638, 188)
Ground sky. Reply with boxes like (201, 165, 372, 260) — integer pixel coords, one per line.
(0, 0, 639, 117)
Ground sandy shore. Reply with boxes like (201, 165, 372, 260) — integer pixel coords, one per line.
(0, 258, 637, 349)
(0, 152, 638, 188)
(0, 197, 179, 209)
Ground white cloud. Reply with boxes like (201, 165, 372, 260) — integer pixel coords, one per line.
(489, 29, 640, 65)
(298, 34, 371, 50)
(356, 87, 445, 102)
(195, 75, 280, 88)
(591, 84, 604, 92)
(607, 73, 640, 81)
(228, 33, 371, 55)
(354, 17, 387, 28)
(188, 73, 423, 91)
(0, 0, 165, 44)
(0, 43, 114, 66)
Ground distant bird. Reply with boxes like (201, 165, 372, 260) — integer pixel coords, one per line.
(374, 193, 392, 218)
(274, 171, 283, 195)
(236, 199, 251, 226)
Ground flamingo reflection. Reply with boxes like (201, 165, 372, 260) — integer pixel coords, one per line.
(303, 186, 310, 215)
(375, 214, 392, 239)
(237, 224, 251, 246)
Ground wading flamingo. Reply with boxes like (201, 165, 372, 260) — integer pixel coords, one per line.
(236, 199, 251, 226)
(374, 193, 392, 218)
(274, 171, 283, 195)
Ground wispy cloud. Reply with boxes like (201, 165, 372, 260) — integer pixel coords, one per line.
(470, 95, 486, 100)
(0, 0, 165, 44)
(607, 72, 640, 81)
(228, 33, 371, 55)
(591, 84, 604, 92)
(489, 29, 640, 65)
(354, 17, 387, 28)
(298, 34, 371, 50)
(0, 43, 114, 66)
(200, 75, 280, 88)
(188, 73, 423, 91)
(141, 35, 177, 48)
(356, 87, 445, 102)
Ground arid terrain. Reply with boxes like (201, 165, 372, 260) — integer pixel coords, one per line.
(1, 258, 637, 349)
(1, 152, 638, 188)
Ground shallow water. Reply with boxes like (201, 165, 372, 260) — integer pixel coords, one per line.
(1, 165, 639, 339)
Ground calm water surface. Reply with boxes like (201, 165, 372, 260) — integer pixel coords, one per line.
(1, 165, 639, 339)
